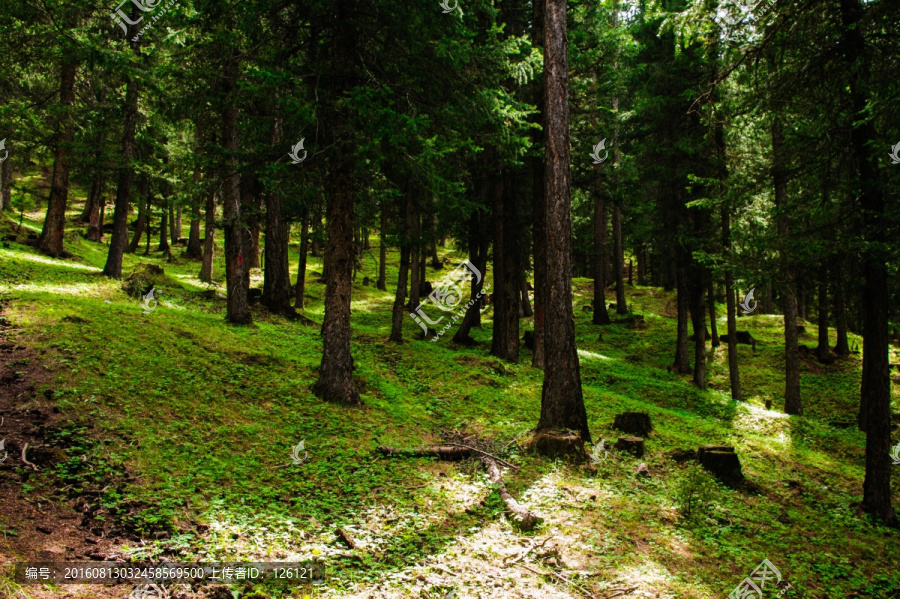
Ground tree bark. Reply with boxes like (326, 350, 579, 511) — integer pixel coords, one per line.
(221, 55, 252, 324)
(168, 200, 177, 247)
(262, 189, 291, 312)
(103, 18, 141, 279)
(771, 118, 801, 415)
(86, 184, 103, 242)
(838, 0, 895, 525)
(80, 132, 106, 223)
(314, 0, 360, 405)
(242, 175, 261, 269)
(295, 207, 310, 309)
(407, 203, 421, 310)
(592, 165, 611, 325)
(613, 201, 626, 314)
(0, 154, 11, 211)
(453, 214, 489, 343)
(199, 192, 216, 282)
(535, 0, 590, 444)
(38, 60, 77, 258)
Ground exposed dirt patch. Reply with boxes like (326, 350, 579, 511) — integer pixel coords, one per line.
(0, 300, 124, 598)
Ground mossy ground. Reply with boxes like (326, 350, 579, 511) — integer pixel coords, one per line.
(1, 168, 899, 598)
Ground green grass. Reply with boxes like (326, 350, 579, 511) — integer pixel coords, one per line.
(1, 179, 899, 598)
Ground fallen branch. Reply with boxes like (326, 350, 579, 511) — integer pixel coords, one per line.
(603, 587, 638, 599)
(447, 442, 520, 470)
(377, 445, 473, 460)
(21, 443, 38, 471)
(335, 527, 358, 550)
(481, 457, 541, 531)
(519, 564, 595, 598)
(504, 536, 553, 567)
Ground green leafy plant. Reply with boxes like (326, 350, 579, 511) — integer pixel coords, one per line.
(672, 463, 720, 521)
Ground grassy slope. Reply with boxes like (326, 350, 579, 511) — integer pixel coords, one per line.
(0, 177, 899, 598)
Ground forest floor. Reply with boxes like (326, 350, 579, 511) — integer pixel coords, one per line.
(1, 173, 900, 598)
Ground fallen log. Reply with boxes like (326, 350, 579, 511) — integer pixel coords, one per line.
(481, 457, 541, 531)
(377, 445, 472, 460)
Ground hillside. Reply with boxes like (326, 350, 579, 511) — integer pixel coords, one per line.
(1, 181, 899, 599)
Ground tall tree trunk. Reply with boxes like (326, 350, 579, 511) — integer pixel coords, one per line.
(377, 204, 387, 290)
(407, 203, 421, 310)
(168, 201, 177, 246)
(839, 0, 895, 525)
(314, 0, 360, 405)
(103, 18, 141, 278)
(771, 118, 801, 415)
(833, 258, 850, 355)
(708, 280, 719, 349)
(592, 166, 611, 325)
(243, 176, 261, 269)
(295, 207, 310, 309)
(672, 225, 691, 374)
(128, 176, 150, 252)
(80, 132, 106, 223)
(491, 173, 520, 363)
(38, 60, 77, 258)
(199, 192, 216, 282)
(816, 262, 830, 361)
(263, 190, 291, 312)
(86, 181, 103, 242)
(453, 213, 489, 343)
(689, 266, 707, 389)
(520, 274, 533, 317)
(158, 196, 170, 254)
(389, 193, 412, 343)
(0, 155, 11, 211)
(535, 0, 590, 444)
(263, 118, 292, 313)
(175, 206, 182, 242)
(722, 206, 742, 401)
(221, 55, 252, 324)
(613, 203, 626, 314)
(530, 0, 546, 370)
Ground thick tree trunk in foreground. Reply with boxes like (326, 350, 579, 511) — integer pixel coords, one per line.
(722, 206, 742, 401)
(199, 192, 216, 282)
(103, 21, 141, 279)
(771, 118, 801, 415)
(592, 165, 611, 325)
(38, 60, 77, 258)
(295, 208, 310, 309)
(838, 0, 895, 525)
(221, 57, 252, 325)
(314, 0, 361, 405)
(535, 0, 590, 444)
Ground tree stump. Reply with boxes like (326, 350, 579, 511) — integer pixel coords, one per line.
(530, 430, 587, 462)
(613, 436, 644, 457)
(697, 445, 744, 486)
(613, 412, 652, 437)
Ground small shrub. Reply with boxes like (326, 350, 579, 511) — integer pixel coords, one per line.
(672, 463, 720, 520)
